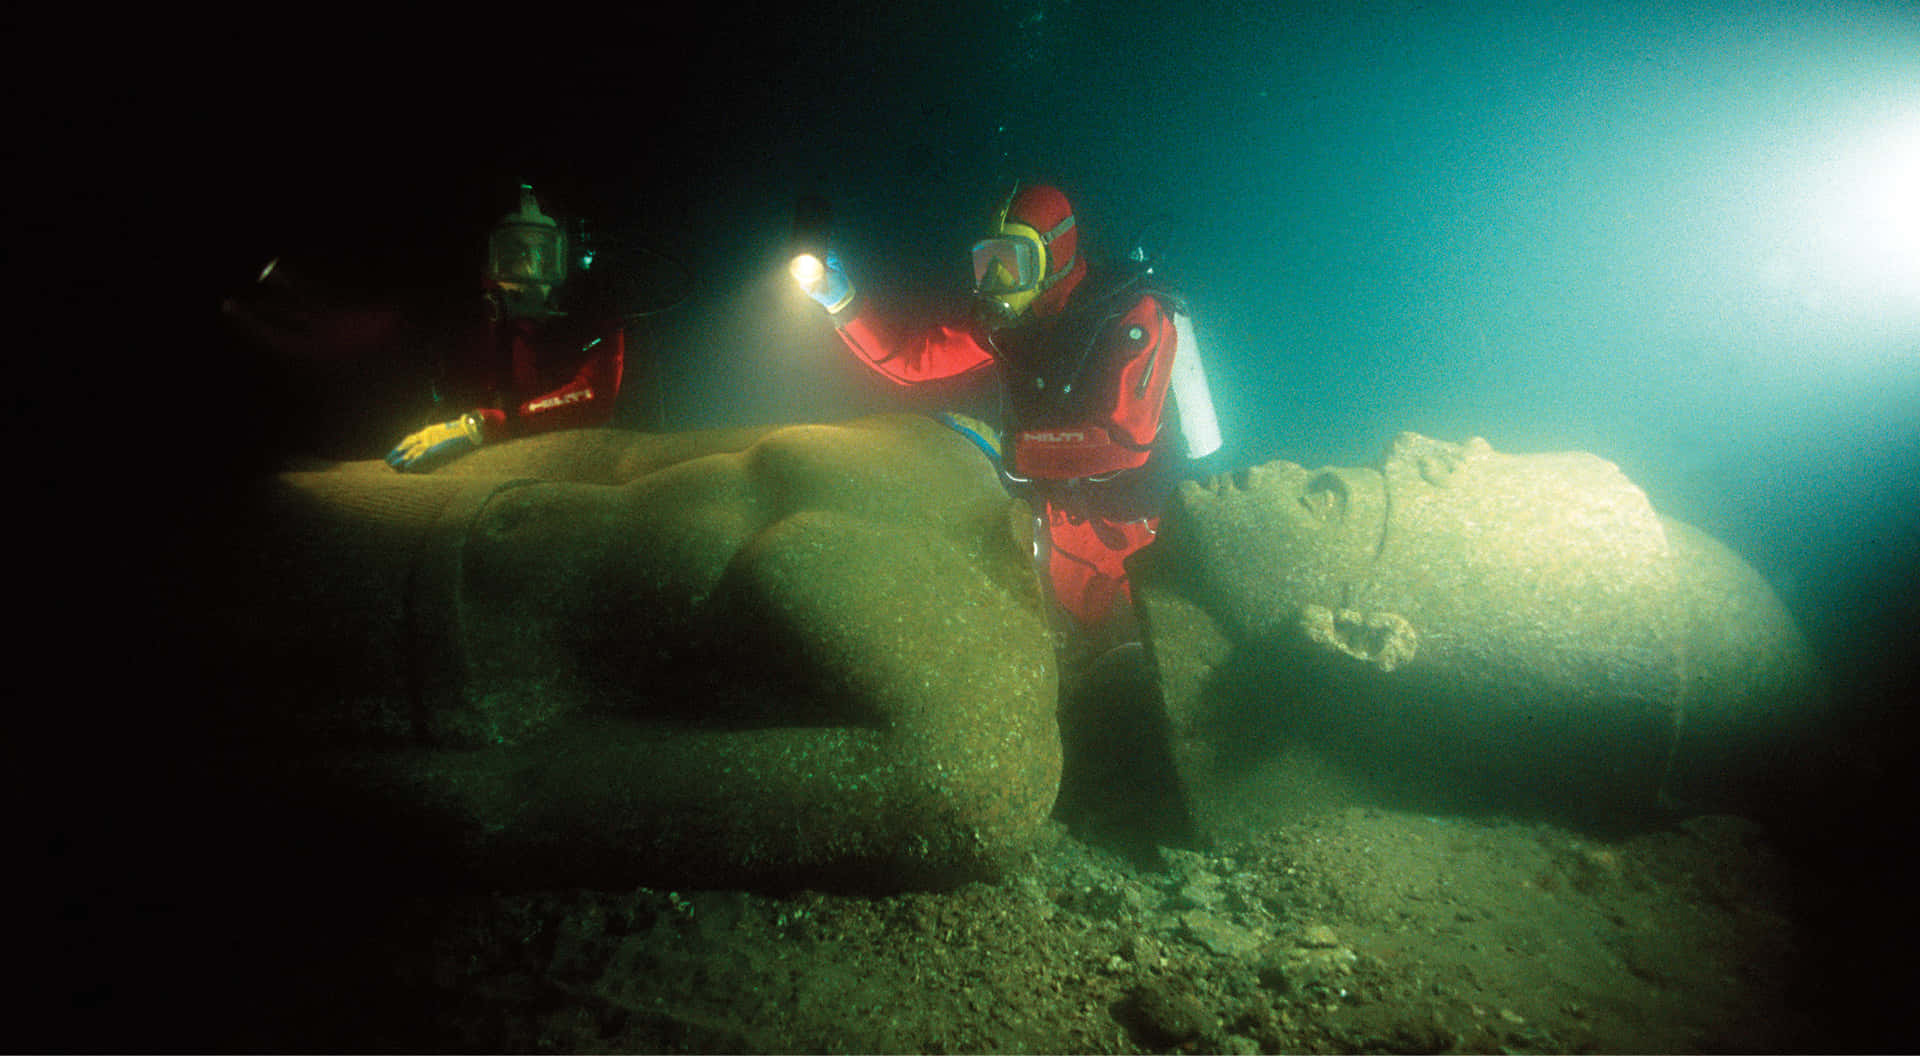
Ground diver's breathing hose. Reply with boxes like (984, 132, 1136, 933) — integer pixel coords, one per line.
(614, 243, 698, 320)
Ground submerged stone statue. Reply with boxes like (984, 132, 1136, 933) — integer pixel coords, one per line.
(1131, 432, 1825, 840)
(192, 415, 1061, 891)
(191, 418, 1823, 890)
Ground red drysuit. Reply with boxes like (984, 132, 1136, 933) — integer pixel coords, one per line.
(833, 278, 1179, 630)
(433, 311, 625, 441)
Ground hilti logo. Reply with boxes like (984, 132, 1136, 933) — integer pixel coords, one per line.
(528, 388, 592, 413)
(1024, 430, 1089, 444)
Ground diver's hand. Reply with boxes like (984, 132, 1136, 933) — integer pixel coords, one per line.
(386, 413, 483, 472)
(790, 249, 855, 313)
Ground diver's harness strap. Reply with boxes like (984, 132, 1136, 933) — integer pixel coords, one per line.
(990, 260, 1190, 465)
(1006, 260, 1179, 414)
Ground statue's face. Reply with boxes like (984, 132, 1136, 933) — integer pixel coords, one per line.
(1178, 461, 1386, 538)
(1149, 432, 1684, 667)
(1153, 461, 1390, 637)
(1140, 432, 1821, 839)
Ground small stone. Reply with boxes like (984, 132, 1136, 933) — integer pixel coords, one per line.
(1182, 910, 1264, 958)
(1178, 875, 1224, 909)
(1301, 924, 1340, 948)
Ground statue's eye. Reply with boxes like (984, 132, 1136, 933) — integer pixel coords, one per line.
(1301, 472, 1350, 524)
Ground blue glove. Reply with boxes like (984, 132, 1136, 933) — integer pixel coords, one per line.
(791, 249, 855, 313)
(386, 413, 483, 472)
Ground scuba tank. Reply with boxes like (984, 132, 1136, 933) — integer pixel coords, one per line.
(1168, 310, 1222, 460)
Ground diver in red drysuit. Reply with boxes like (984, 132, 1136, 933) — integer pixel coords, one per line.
(386, 184, 625, 471)
(793, 183, 1220, 642)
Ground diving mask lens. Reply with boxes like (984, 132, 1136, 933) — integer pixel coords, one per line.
(489, 224, 566, 286)
(970, 236, 1040, 295)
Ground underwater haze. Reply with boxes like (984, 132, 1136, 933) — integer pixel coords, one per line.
(181, 0, 1918, 756)
(189, 5, 1917, 737)
(183, 0, 1919, 733)
(596, 0, 1920, 658)
(33, 1, 1917, 1048)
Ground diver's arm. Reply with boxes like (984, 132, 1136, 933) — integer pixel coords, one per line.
(478, 330, 627, 441)
(835, 300, 994, 386)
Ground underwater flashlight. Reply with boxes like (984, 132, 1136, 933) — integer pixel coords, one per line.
(789, 193, 833, 291)
(789, 251, 825, 289)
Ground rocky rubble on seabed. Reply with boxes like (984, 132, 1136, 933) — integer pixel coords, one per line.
(279, 804, 1809, 1054)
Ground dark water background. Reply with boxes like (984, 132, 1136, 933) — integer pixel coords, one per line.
(27, 0, 1918, 1048)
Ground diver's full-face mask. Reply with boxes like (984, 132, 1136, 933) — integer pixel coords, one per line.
(969, 189, 1077, 331)
(489, 223, 566, 288)
(486, 186, 567, 318)
(970, 224, 1044, 332)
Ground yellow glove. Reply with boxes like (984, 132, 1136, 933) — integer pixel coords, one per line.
(386, 412, 484, 472)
